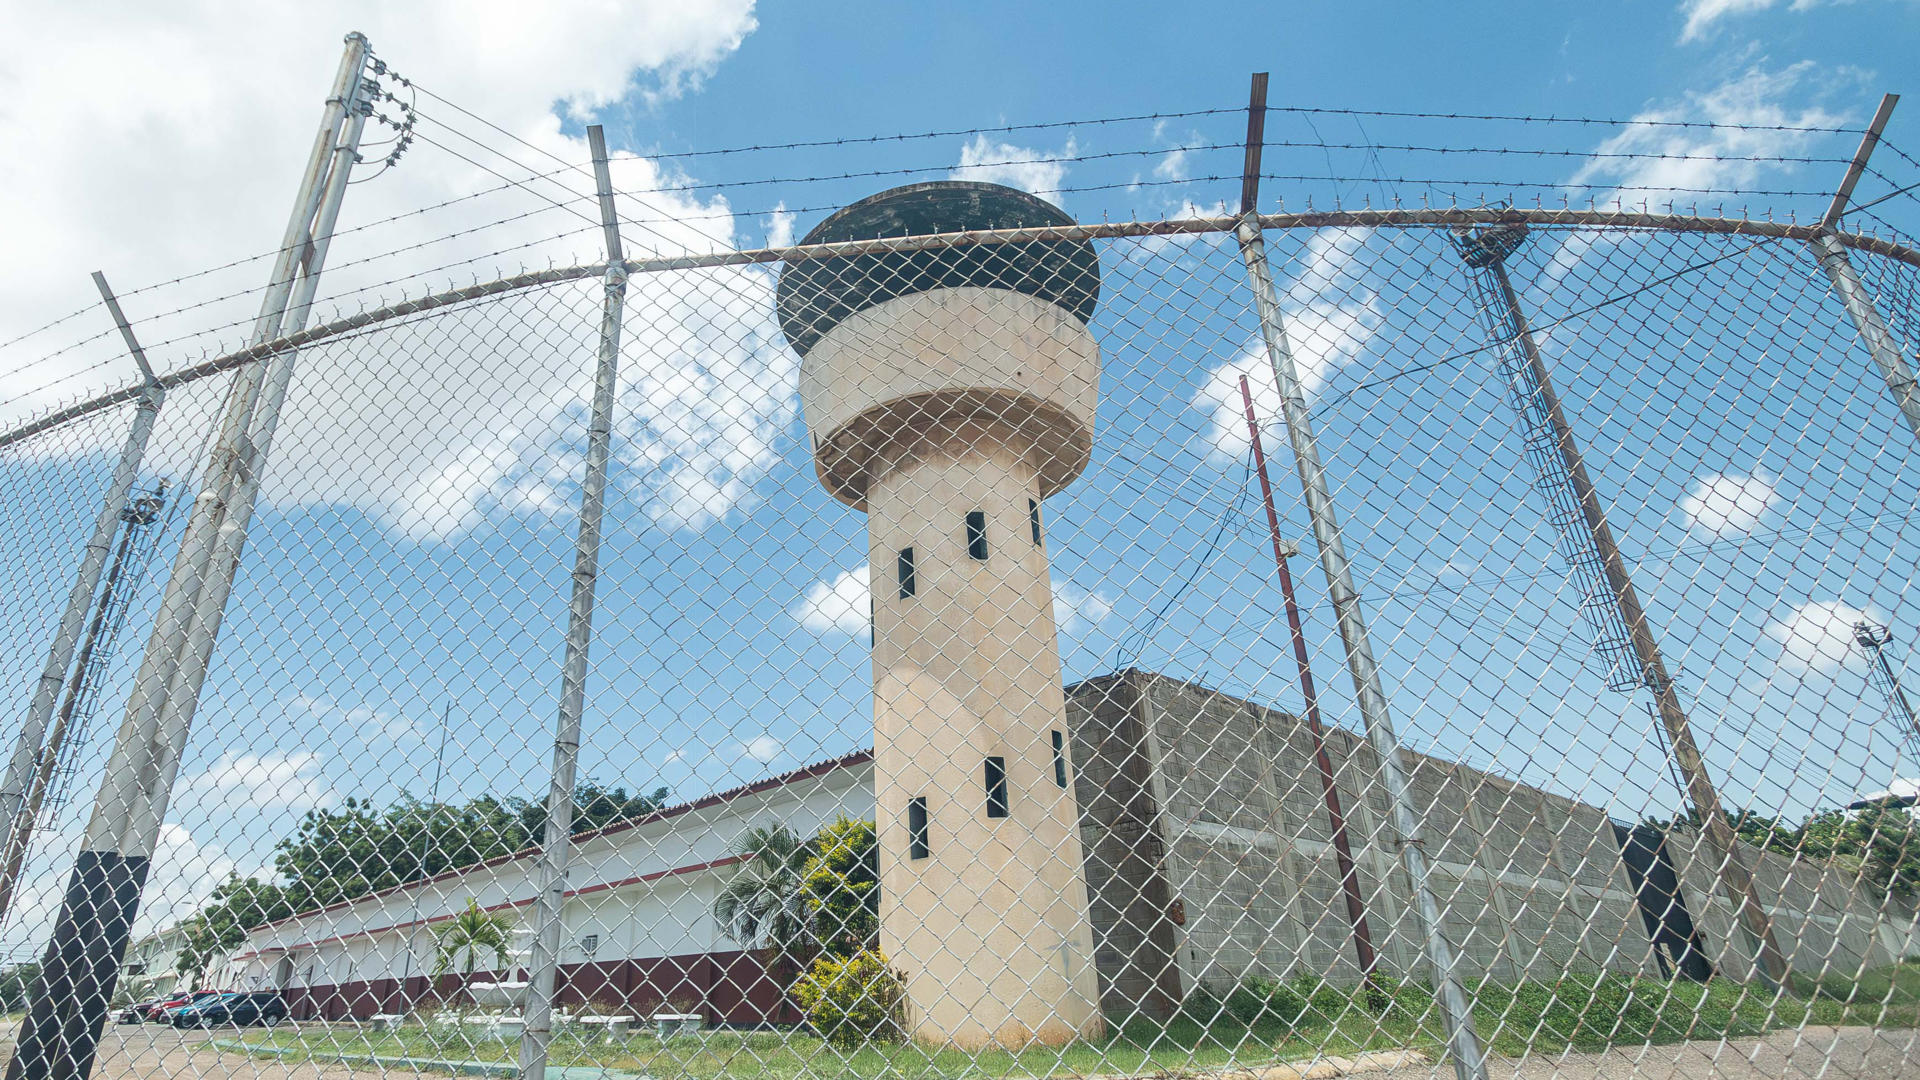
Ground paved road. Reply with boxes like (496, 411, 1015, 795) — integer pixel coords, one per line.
(1438, 1026, 1920, 1080)
(2, 1023, 1913, 1078)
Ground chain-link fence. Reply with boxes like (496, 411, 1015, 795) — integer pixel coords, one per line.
(3, 88, 1920, 1080)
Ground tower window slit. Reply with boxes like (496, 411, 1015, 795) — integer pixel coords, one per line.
(908, 797, 929, 860)
(1029, 499, 1042, 545)
(966, 510, 988, 561)
(1052, 730, 1068, 788)
(984, 755, 1009, 818)
(897, 547, 915, 598)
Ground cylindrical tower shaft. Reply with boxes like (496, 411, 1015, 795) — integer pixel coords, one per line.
(780, 181, 1106, 1049)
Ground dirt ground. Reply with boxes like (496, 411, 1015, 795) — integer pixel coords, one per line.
(8, 1023, 1917, 1078)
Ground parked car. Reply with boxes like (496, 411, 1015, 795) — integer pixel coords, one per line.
(170, 991, 287, 1029)
(117, 999, 165, 1024)
(145, 989, 220, 1022)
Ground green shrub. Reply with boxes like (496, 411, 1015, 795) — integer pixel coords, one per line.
(791, 949, 905, 1048)
(801, 817, 880, 959)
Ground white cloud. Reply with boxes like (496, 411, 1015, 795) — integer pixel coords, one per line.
(0, 3, 786, 543)
(1681, 469, 1781, 536)
(951, 135, 1076, 200)
(1677, 0, 1779, 40)
(794, 565, 871, 634)
(1052, 581, 1116, 636)
(766, 202, 796, 248)
(1194, 228, 1380, 460)
(1676, 0, 1861, 42)
(176, 750, 333, 813)
(1768, 599, 1882, 674)
(1545, 61, 1848, 289)
(738, 735, 783, 764)
(1566, 62, 1844, 204)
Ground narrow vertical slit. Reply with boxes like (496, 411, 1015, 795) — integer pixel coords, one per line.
(1052, 730, 1068, 788)
(1029, 499, 1042, 545)
(897, 547, 915, 598)
(908, 797, 929, 860)
(985, 755, 1009, 819)
(966, 510, 988, 561)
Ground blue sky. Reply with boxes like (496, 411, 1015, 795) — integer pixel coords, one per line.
(0, 0, 1918, 950)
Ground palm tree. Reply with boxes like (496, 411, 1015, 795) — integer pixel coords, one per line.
(713, 824, 816, 973)
(433, 898, 517, 980)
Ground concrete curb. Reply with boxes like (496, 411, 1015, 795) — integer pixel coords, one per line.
(1087, 1049, 1432, 1080)
(209, 1038, 652, 1079)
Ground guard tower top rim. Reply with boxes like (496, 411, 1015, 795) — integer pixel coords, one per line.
(798, 180, 1076, 247)
(777, 180, 1103, 358)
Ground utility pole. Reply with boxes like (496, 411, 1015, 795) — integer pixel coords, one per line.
(1855, 621, 1920, 741)
(1237, 374, 1379, 981)
(519, 124, 627, 1080)
(1810, 95, 1920, 442)
(7, 35, 376, 1080)
(0, 486, 166, 925)
(1235, 72, 1486, 1080)
(0, 277, 164, 929)
(1454, 223, 1790, 991)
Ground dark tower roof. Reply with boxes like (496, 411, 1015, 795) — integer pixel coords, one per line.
(775, 180, 1101, 358)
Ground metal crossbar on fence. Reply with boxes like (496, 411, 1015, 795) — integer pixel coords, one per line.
(2, 38, 1920, 1080)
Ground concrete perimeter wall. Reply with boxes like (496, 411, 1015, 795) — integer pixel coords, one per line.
(1067, 670, 1660, 1008)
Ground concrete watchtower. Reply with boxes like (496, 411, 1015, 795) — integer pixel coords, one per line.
(778, 181, 1106, 1049)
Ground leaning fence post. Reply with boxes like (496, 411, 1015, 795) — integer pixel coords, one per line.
(0, 273, 163, 927)
(1235, 213, 1488, 1080)
(519, 124, 627, 1080)
(1230, 71, 1485, 1080)
(1811, 94, 1920, 441)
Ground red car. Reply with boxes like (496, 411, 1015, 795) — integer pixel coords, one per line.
(141, 990, 221, 1022)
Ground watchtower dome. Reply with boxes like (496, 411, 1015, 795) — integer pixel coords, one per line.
(778, 181, 1106, 1049)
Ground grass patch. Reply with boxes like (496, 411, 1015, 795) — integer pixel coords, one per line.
(226, 962, 1920, 1078)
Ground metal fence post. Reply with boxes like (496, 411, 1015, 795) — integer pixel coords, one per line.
(520, 124, 627, 1080)
(0, 276, 163, 927)
(4, 35, 371, 1080)
(1811, 95, 1920, 441)
(1233, 214, 1488, 1080)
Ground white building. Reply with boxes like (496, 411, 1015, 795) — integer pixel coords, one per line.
(120, 923, 192, 1001)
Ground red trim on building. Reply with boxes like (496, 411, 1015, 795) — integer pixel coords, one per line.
(244, 749, 873, 936)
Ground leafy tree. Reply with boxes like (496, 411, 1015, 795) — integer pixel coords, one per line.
(433, 898, 518, 977)
(714, 824, 817, 971)
(801, 817, 880, 960)
(0, 962, 37, 1012)
(1644, 800, 1920, 901)
(177, 875, 296, 981)
(1795, 803, 1920, 900)
(173, 778, 666, 978)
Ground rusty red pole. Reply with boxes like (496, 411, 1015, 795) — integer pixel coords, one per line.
(1239, 374, 1379, 979)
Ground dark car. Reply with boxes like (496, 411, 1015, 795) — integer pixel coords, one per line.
(170, 991, 287, 1029)
(145, 990, 220, 1022)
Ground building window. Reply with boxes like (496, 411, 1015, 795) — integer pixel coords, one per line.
(966, 510, 988, 561)
(1029, 499, 1042, 545)
(908, 797, 930, 860)
(1052, 730, 1068, 788)
(897, 547, 915, 598)
(578, 934, 599, 955)
(984, 756, 1009, 818)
